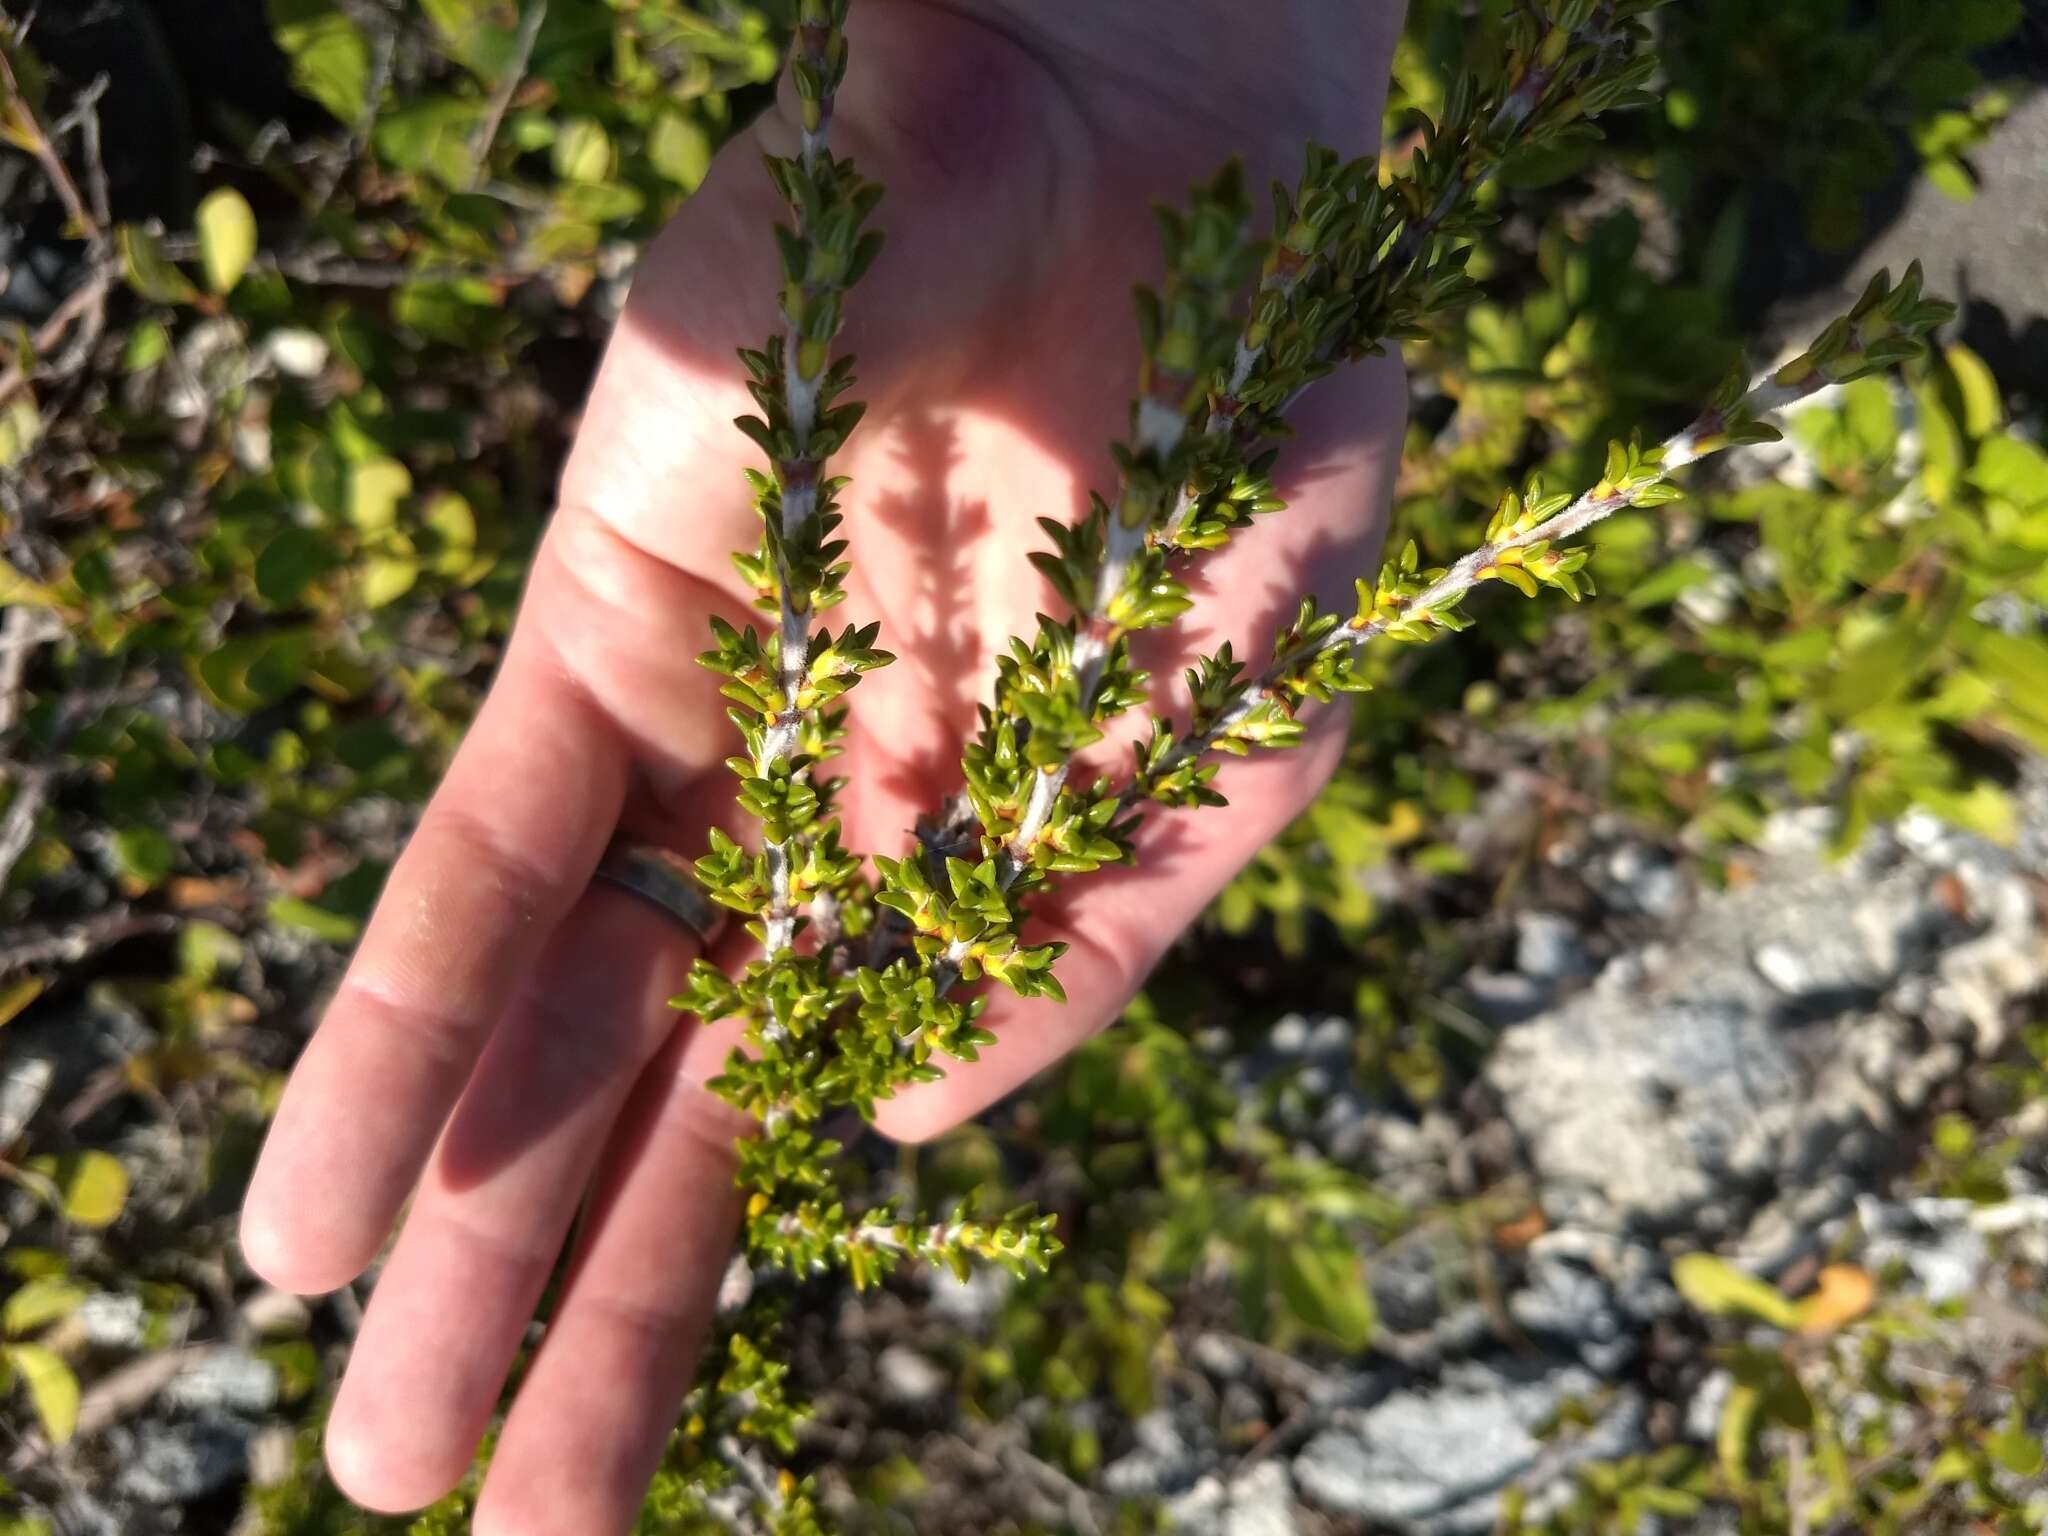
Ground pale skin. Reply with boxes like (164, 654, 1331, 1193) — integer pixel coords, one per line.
(239, 4, 1407, 1530)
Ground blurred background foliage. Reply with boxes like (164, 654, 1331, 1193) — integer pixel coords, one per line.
(0, 0, 2043, 1531)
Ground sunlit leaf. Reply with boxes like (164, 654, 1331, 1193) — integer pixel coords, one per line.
(267, 0, 372, 126)
(197, 187, 258, 295)
(25, 1150, 130, 1229)
(1672, 1253, 1799, 1329)
(118, 225, 198, 306)
(2, 1278, 87, 1337)
(3, 1343, 79, 1442)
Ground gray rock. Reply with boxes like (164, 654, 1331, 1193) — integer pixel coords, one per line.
(1370, 1235, 1456, 1338)
(1487, 792, 2048, 1233)
(1461, 970, 1549, 1026)
(1165, 1460, 1298, 1536)
(164, 1348, 279, 1415)
(1514, 912, 1590, 982)
(1604, 844, 1687, 920)
(117, 1416, 252, 1504)
(1684, 1370, 1734, 1445)
(925, 1263, 1010, 1330)
(714, 1254, 754, 1317)
(1859, 1198, 1991, 1304)
(240, 1287, 312, 1338)
(45, 1491, 122, 1536)
(1765, 89, 2048, 402)
(77, 1293, 147, 1349)
(1293, 1357, 1641, 1535)
(1191, 1332, 1250, 1381)
(1508, 1256, 1634, 1378)
(0, 1054, 53, 1147)
(875, 1345, 947, 1406)
(1317, 1089, 1373, 1162)
(1105, 1409, 1205, 1499)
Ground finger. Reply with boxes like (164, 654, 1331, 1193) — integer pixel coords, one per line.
(471, 1033, 752, 1536)
(321, 884, 697, 1512)
(871, 709, 1350, 1142)
(241, 607, 631, 1294)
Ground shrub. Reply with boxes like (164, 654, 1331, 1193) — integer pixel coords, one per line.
(0, 2, 2037, 1533)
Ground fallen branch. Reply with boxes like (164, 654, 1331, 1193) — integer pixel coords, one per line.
(0, 912, 178, 979)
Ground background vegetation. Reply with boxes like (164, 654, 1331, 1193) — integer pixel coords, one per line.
(1, 1, 2042, 1532)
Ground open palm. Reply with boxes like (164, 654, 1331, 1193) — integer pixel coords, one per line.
(241, 5, 1404, 1530)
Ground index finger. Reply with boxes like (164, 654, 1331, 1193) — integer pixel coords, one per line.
(241, 608, 630, 1294)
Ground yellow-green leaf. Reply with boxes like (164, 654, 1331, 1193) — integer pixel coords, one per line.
(196, 187, 258, 295)
(648, 110, 712, 191)
(552, 117, 613, 183)
(0, 557, 61, 609)
(117, 224, 199, 306)
(422, 490, 479, 576)
(358, 542, 419, 609)
(266, 0, 372, 126)
(0, 394, 42, 468)
(3, 1278, 87, 1337)
(0, 975, 44, 1028)
(1672, 1253, 1799, 1330)
(4, 1343, 80, 1442)
(1273, 1239, 1375, 1349)
(1944, 344, 2001, 439)
(1717, 1379, 1759, 1492)
(25, 1150, 130, 1229)
(347, 456, 412, 531)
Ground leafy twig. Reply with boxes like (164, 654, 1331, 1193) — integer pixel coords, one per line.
(0, 44, 102, 244)
(1128, 265, 1951, 813)
(467, 0, 548, 190)
(304, 19, 395, 215)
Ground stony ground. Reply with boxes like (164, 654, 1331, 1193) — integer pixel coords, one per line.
(787, 775, 2048, 1535)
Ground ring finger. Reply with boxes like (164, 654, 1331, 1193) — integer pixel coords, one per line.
(324, 882, 702, 1511)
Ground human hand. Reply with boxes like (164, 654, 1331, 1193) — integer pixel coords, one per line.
(240, 5, 1404, 1529)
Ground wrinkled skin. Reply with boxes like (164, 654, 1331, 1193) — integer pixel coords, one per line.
(240, 4, 1405, 1529)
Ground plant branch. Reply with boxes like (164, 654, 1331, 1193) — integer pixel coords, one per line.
(758, 11, 854, 959)
(467, 0, 548, 190)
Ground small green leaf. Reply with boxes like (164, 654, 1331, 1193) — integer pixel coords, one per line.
(25, 1151, 130, 1229)
(347, 456, 413, 531)
(267, 0, 372, 125)
(552, 117, 613, 183)
(0, 395, 42, 468)
(1272, 1238, 1375, 1349)
(255, 526, 342, 607)
(1970, 435, 2048, 512)
(117, 225, 198, 305)
(1672, 1253, 1799, 1329)
(1826, 623, 1932, 720)
(1717, 1380, 1760, 1491)
(1989, 1411, 2044, 1475)
(358, 539, 420, 608)
(110, 826, 175, 889)
(1943, 344, 2002, 438)
(3, 1343, 79, 1443)
(0, 558, 60, 608)
(267, 895, 362, 944)
(194, 631, 314, 714)
(648, 110, 712, 191)
(3, 1278, 87, 1337)
(196, 187, 258, 295)
(0, 975, 44, 1028)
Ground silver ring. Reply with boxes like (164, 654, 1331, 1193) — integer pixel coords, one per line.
(593, 837, 727, 946)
